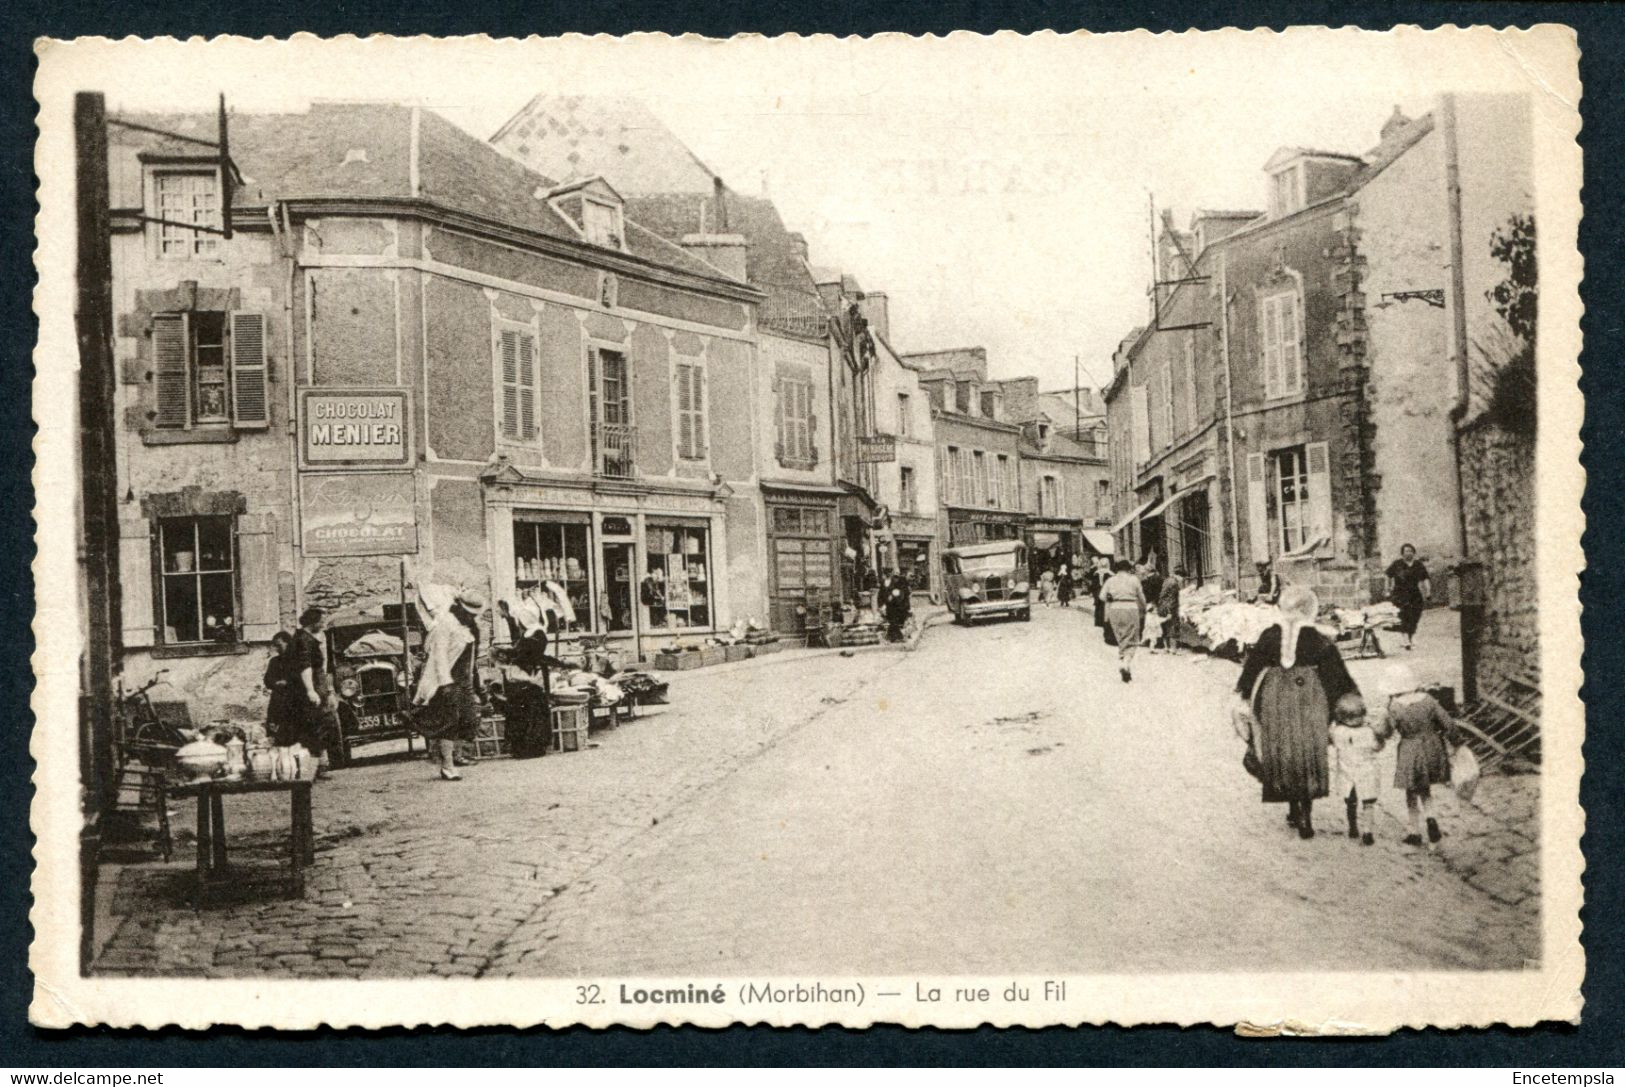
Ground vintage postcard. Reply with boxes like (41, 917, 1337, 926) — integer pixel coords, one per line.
(29, 26, 1584, 1031)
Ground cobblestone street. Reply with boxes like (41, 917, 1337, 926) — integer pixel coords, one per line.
(93, 608, 1539, 979)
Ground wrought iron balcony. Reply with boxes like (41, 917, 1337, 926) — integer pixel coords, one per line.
(592, 421, 637, 479)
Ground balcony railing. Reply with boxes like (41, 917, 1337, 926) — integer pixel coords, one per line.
(592, 421, 637, 479)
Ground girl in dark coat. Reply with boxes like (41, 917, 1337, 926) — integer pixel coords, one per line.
(1057, 565, 1075, 607)
(1233, 586, 1358, 839)
(262, 631, 296, 745)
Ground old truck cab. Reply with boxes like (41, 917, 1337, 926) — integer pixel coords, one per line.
(942, 541, 1032, 625)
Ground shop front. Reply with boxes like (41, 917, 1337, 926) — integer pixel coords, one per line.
(947, 508, 1027, 547)
(762, 484, 843, 637)
(485, 475, 730, 662)
(1025, 517, 1081, 581)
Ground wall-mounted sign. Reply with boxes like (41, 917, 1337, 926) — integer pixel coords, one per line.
(298, 387, 412, 470)
(301, 472, 418, 557)
(857, 435, 897, 463)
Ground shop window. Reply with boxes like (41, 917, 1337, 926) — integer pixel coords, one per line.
(153, 170, 221, 259)
(1261, 289, 1304, 400)
(676, 361, 707, 461)
(899, 466, 917, 513)
(151, 311, 269, 431)
(498, 325, 538, 442)
(514, 518, 592, 632)
(157, 515, 238, 645)
(897, 540, 932, 591)
(646, 524, 711, 630)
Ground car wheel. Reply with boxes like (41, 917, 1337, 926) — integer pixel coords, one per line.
(1019, 608, 1032, 622)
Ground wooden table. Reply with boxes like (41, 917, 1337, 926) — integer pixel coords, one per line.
(170, 763, 316, 905)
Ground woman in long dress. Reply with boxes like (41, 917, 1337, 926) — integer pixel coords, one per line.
(1101, 559, 1146, 683)
(1384, 543, 1432, 650)
(412, 590, 487, 781)
(1232, 585, 1358, 839)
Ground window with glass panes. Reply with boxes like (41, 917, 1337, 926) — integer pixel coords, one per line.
(899, 465, 917, 512)
(158, 515, 238, 644)
(1272, 446, 1311, 553)
(154, 172, 222, 259)
(647, 523, 712, 630)
(514, 517, 592, 632)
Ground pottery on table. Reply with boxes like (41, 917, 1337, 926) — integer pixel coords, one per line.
(175, 739, 228, 781)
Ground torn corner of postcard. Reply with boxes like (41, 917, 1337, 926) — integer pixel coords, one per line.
(28, 23, 1585, 1030)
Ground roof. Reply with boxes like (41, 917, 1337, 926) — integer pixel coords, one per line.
(109, 103, 728, 282)
(1264, 146, 1366, 170)
(1349, 112, 1437, 191)
(491, 94, 717, 195)
(622, 190, 825, 319)
(1194, 208, 1264, 222)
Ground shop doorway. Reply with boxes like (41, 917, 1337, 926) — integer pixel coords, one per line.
(601, 541, 636, 634)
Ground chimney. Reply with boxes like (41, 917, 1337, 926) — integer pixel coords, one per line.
(855, 291, 889, 342)
(1381, 106, 1411, 143)
(682, 233, 749, 282)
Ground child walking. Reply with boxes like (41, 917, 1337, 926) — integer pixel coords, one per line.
(1329, 692, 1384, 845)
(1383, 663, 1454, 848)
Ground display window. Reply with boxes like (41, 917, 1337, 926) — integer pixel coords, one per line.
(896, 539, 933, 592)
(514, 515, 592, 632)
(644, 522, 712, 631)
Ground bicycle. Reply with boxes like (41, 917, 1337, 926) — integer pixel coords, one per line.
(115, 670, 193, 761)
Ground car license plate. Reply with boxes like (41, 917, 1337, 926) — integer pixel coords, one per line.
(355, 711, 404, 734)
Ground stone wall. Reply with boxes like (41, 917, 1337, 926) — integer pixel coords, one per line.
(1459, 418, 1538, 688)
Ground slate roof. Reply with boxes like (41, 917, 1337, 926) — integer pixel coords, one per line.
(491, 95, 717, 195)
(110, 102, 729, 281)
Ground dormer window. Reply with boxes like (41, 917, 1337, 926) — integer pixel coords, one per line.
(583, 198, 624, 250)
(1269, 164, 1305, 218)
(152, 169, 222, 259)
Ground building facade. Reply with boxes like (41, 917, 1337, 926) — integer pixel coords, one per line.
(107, 103, 767, 719)
(1106, 97, 1529, 610)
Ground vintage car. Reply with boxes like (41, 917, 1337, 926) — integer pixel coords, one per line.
(942, 541, 1032, 624)
(325, 618, 423, 767)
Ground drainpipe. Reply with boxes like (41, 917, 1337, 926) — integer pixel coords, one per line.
(1218, 254, 1243, 591)
(1442, 93, 1472, 560)
(276, 200, 304, 613)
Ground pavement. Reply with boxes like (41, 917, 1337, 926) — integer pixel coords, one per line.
(91, 604, 1539, 978)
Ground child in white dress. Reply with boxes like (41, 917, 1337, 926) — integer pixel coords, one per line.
(1329, 692, 1385, 845)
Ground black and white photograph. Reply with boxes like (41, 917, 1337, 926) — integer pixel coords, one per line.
(28, 27, 1584, 1030)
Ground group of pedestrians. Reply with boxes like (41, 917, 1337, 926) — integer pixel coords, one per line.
(1230, 585, 1456, 846)
(1083, 557, 1187, 683)
(261, 607, 340, 779)
(1035, 564, 1077, 608)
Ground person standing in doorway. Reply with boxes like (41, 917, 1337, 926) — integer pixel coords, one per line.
(1232, 586, 1357, 839)
(413, 590, 487, 781)
(289, 608, 334, 777)
(1385, 544, 1432, 651)
(1102, 559, 1147, 683)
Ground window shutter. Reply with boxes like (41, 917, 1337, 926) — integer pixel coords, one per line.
(773, 372, 786, 462)
(228, 312, 269, 427)
(517, 333, 537, 440)
(696, 365, 708, 459)
(1284, 294, 1303, 395)
(119, 517, 156, 647)
(1305, 441, 1333, 550)
(1260, 298, 1279, 398)
(1130, 384, 1150, 465)
(806, 384, 819, 464)
(237, 512, 280, 642)
(499, 329, 519, 439)
(675, 364, 693, 459)
(153, 313, 189, 428)
(1246, 452, 1271, 562)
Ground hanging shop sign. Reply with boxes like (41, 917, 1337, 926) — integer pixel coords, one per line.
(300, 472, 418, 557)
(857, 435, 897, 463)
(298, 387, 413, 470)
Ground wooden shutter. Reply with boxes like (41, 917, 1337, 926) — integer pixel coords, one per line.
(1282, 294, 1302, 396)
(1130, 384, 1150, 465)
(1305, 440, 1333, 550)
(517, 332, 537, 440)
(229, 311, 269, 427)
(499, 329, 520, 440)
(1261, 297, 1281, 398)
(119, 517, 156, 647)
(772, 371, 786, 462)
(152, 313, 189, 428)
(1246, 451, 1271, 562)
(695, 365, 708, 459)
(806, 384, 818, 464)
(676, 364, 694, 459)
(237, 512, 280, 642)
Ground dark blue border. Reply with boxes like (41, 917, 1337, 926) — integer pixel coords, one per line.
(2, 0, 1620, 1066)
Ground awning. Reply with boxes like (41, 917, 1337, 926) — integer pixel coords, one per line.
(1030, 531, 1062, 550)
(1143, 473, 1216, 521)
(1080, 530, 1115, 556)
(1110, 495, 1158, 534)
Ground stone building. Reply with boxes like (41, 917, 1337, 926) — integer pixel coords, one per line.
(106, 102, 764, 720)
(1105, 95, 1531, 612)
(909, 350, 1029, 554)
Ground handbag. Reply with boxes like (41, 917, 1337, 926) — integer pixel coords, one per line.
(1450, 743, 1482, 802)
(1242, 741, 1264, 781)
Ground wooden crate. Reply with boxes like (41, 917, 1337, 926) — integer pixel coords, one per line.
(699, 646, 727, 668)
(550, 704, 589, 753)
(725, 644, 752, 663)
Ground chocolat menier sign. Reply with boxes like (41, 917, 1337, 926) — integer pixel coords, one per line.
(297, 387, 413, 470)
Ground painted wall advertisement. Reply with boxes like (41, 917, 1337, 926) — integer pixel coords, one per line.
(298, 387, 412, 470)
(301, 472, 418, 557)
